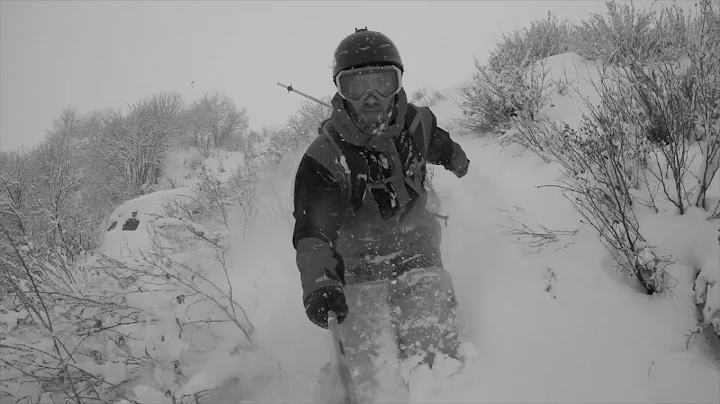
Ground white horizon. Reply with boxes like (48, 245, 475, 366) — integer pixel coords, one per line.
(0, 0, 683, 153)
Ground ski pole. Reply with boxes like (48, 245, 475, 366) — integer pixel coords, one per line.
(277, 82, 333, 109)
(327, 310, 359, 404)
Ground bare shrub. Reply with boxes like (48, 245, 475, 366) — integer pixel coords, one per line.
(0, 84, 265, 403)
(686, 0, 720, 209)
(530, 111, 670, 294)
(459, 10, 569, 135)
(458, 63, 516, 134)
(492, 1, 718, 296)
(1, 112, 102, 267)
(227, 152, 260, 231)
(409, 88, 446, 108)
(0, 192, 258, 403)
(76, 108, 139, 208)
(460, 57, 561, 135)
(558, 0, 719, 215)
(31, 111, 87, 257)
(285, 95, 332, 140)
(502, 64, 672, 293)
(123, 91, 187, 193)
(572, 0, 689, 64)
(1, 220, 147, 403)
(264, 96, 332, 163)
(488, 11, 572, 73)
(691, 247, 720, 358)
(498, 210, 578, 254)
(623, 61, 696, 214)
(185, 93, 249, 158)
(195, 165, 235, 229)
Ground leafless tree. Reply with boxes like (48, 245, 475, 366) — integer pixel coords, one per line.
(187, 92, 249, 158)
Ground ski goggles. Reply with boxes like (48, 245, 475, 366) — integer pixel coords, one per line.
(335, 65, 403, 102)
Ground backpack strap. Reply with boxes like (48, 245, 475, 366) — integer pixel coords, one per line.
(402, 105, 433, 198)
(407, 105, 432, 160)
(306, 120, 353, 204)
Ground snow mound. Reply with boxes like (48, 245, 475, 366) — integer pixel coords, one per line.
(100, 187, 196, 258)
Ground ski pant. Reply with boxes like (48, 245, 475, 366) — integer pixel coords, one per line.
(345, 266, 459, 366)
(336, 214, 460, 368)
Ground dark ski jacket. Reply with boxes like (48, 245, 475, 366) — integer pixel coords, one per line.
(292, 90, 469, 302)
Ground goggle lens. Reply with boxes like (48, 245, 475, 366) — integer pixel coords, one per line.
(336, 66, 401, 101)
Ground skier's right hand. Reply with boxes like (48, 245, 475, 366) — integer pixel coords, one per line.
(304, 285, 348, 329)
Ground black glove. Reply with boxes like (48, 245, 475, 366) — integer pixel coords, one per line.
(304, 285, 349, 329)
(451, 158, 469, 178)
(445, 143, 470, 178)
(445, 158, 469, 178)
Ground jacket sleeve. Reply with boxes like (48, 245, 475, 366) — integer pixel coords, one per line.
(292, 154, 347, 303)
(424, 110, 470, 178)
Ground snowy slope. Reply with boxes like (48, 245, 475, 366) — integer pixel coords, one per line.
(160, 148, 251, 190)
(204, 53, 720, 402)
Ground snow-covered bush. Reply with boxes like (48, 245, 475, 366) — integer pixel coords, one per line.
(459, 58, 560, 134)
(2, 257, 251, 404)
(573, 0, 718, 214)
(684, 0, 720, 210)
(457, 64, 517, 133)
(409, 88, 446, 108)
(115, 91, 189, 195)
(572, 0, 689, 64)
(0, 242, 145, 404)
(458, 11, 569, 134)
(184, 92, 249, 159)
(549, 0, 719, 215)
(513, 112, 670, 294)
(623, 61, 700, 214)
(264, 96, 332, 163)
(693, 235, 720, 358)
(490, 0, 719, 296)
(559, 120, 670, 294)
(0, 148, 263, 403)
(227, 150, 261, 230)
(497, 209, 578, 255)
(6, 90, 253, 254)
(487, 11, 573, 74)
(583, 60, 698, 215)
(0, 214, 258, 404)
(162, 151, 259, 238)
(0, 122, 99, 265)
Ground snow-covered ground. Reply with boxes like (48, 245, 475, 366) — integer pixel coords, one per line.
(161, 148, 251, 190)
(203, 53, 720, 403)
(221, 142, 720, 403)
(14, 52, 713, 404)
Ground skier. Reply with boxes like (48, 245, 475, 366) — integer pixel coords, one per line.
(292, 28, 470, 371)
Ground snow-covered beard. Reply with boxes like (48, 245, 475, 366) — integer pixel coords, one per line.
(347, 97, 399, 136)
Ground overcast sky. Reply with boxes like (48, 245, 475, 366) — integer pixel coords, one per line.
(1, 0, 678, 152)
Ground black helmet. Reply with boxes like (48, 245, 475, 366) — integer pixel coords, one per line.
(332, 28, 404, 80)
